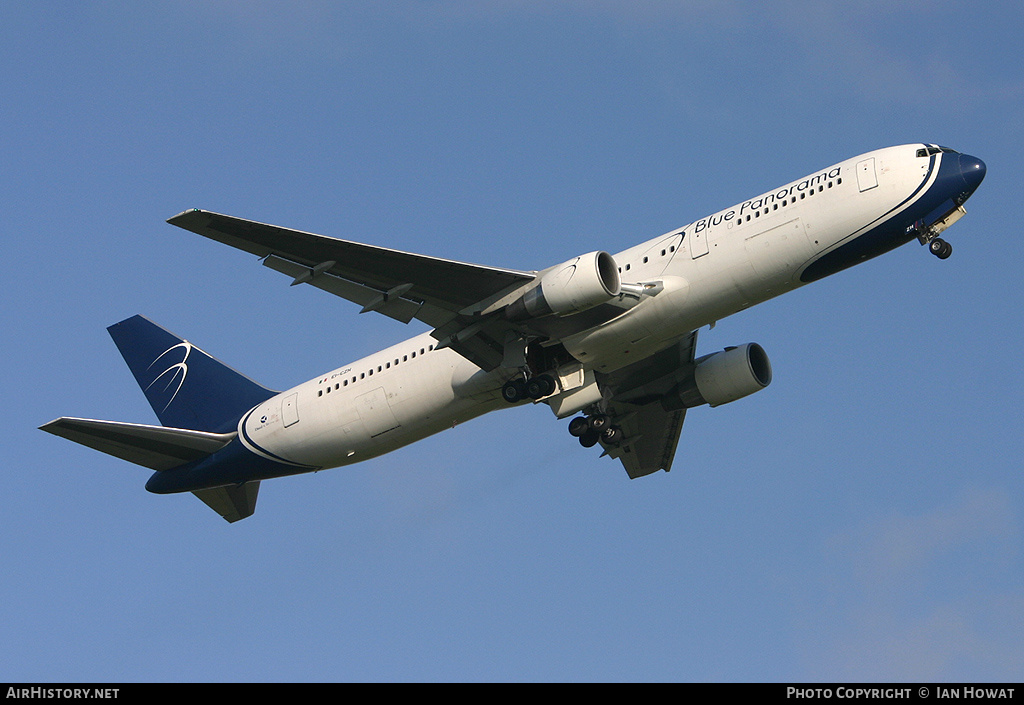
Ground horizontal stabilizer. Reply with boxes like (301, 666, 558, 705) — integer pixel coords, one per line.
(193, 483, 260, 523)
(40, 417, 236, 471)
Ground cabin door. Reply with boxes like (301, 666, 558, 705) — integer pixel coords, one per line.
(856, 158, 878, 191)
(690, 228, 709, 259)
(282, 393, 299, 428)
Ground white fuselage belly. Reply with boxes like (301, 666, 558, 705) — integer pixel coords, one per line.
(243, 146, 935, 471)
(240, 333, 505, 469)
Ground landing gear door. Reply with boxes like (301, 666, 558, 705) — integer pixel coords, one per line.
(856, 158, 878, 192)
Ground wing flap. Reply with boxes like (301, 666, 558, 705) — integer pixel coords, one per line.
(601, 405, 687, 479)
(264, 254, 437, 325)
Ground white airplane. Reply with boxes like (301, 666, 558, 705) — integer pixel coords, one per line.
(42, 144, 986, 522)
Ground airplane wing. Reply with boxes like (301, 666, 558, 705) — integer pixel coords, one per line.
(601, 403, 687, 479)
(594, 332, 698, 478)
(167, 210, 537, 364)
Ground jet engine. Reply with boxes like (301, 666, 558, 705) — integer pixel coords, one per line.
(663, 343, 772, 409)
(505, 251, 620, 320)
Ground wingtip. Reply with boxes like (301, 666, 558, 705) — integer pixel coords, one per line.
(166, 208, 206, 225)
(39, 418, 64, 433)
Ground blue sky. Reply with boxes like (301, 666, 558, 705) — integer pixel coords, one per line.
(3, 1, 1022, 682)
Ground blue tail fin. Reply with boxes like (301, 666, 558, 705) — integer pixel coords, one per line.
(108, 315, 277, 433)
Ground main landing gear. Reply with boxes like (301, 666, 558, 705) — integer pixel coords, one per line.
(568, 413, 622, 448)
(500, 368, 623, 448)
(501, 373, 556, 403)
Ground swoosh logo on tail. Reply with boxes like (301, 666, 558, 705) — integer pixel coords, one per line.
(145, 342, 193, 412)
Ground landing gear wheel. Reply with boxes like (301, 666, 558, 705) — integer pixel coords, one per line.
(526, 374, 556, 399)
(588, 414, 610, 433)
(568, 416, 590, 437)
(501, 379, 526, 403)
(579, 429, 600, 448)
(929, 237, 952, 259)
(601, 426, 623, 445)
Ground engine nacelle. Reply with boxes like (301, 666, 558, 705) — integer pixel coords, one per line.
(663, 343, 772, 409)
(505, 251, 620, 320)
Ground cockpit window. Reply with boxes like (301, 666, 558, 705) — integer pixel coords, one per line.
(917, 145, 960, 157)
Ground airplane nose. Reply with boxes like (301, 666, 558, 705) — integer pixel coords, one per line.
(959, 153, 986, 193)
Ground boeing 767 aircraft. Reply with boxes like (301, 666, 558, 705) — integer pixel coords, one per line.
(42, 144, 986, 522)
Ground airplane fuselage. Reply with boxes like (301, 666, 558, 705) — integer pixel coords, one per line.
(220, 144, 983, 483)
(45, 143, 985, 517)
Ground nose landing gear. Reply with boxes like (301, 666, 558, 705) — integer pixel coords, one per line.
(907, 218, 954, 260)
(928, 237, 953, 259)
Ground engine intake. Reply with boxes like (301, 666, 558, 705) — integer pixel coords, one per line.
(663, 343, 772, 409)
(506, 251, 620, 320)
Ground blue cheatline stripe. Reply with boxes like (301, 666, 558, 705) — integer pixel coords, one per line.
(145, 435, 320, 494)
(799, 152, 951, 283)
(237, 406, 319, 470)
